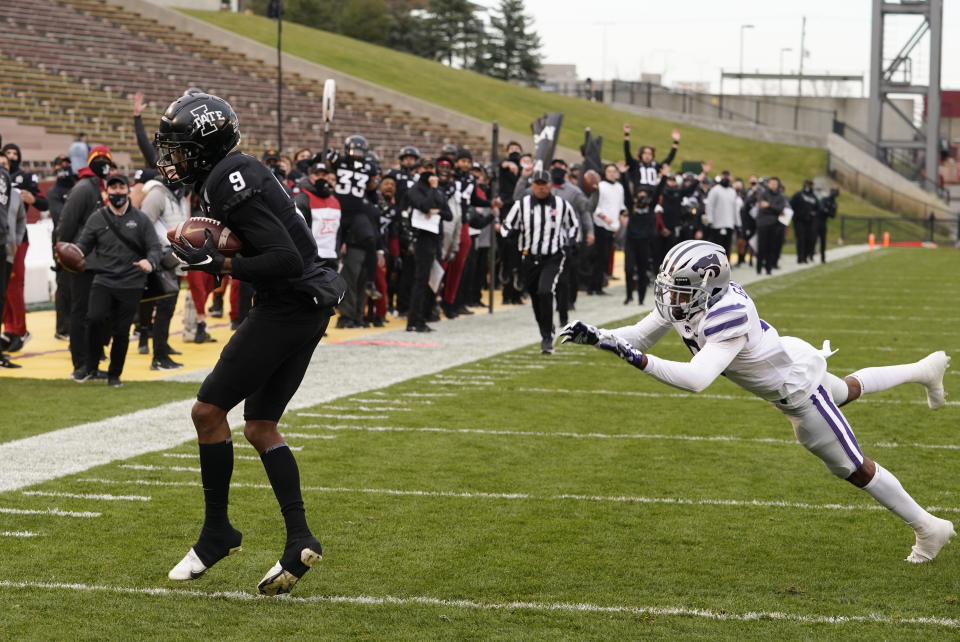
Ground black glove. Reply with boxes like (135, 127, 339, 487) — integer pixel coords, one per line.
(326, 149, 341, 167)
(173, 228, 226, 275)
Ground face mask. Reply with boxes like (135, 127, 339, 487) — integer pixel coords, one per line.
(272, 166, 287, 181)
(636, 195, 651, 208)
(296, 158, 311, 174)
(804, 186, 813, 193)
(90, 159, 111, 178)
(108, 192, 128, 209)
(720, 178, 730, 188)
(550, 167, 566, 185)
(313, 179, 331, 197)
(56, 168, 75, 186)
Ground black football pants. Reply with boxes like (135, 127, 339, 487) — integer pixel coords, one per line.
(521, 252, 563, 342)
(85, 284, 141, 377)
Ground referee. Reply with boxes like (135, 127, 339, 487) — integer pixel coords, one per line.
(501, 169, 580, 354)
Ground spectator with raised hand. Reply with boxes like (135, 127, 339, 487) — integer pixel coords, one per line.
(132, 91, 158, 167)
(623, 123, 679, 193)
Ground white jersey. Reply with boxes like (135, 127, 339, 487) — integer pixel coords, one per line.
(612, 281, 825, 404)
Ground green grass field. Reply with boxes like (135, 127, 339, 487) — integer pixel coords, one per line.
(184, 10, 897, 221)
(2, 248, 959, 639)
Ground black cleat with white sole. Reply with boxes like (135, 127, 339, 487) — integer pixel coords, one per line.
(257, 537, 323, 596)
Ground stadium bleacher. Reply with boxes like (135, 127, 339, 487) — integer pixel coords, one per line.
(0, 0, 489, 172)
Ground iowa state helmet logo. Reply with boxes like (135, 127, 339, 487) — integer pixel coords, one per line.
(691, 253, 722, 278)
(191, 105, 223, 137)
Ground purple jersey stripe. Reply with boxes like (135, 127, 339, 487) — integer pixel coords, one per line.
(706, 303, 745, 319)
(810, 390, 863, 467)
(819, 385, 863, 456)
(703, 315, 748, 336)
(759, 319, 771, 332)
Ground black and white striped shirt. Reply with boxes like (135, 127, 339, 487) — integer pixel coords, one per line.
(501, 194, 580, 257)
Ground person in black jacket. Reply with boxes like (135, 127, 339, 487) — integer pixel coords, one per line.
(755, 177, 787, 275)
(158, 93, 346, 597)
(73, 174, 161, 386)
(405, 157, 453, 332)
(815, 187, 839, 263)
(47, 154, 76, 340)
(58, 144, 115, 380)
(790, 179, 820, 264)
(623, 185, 659, 306)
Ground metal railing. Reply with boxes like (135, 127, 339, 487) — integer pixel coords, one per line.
(827, 151, 952, 221)
(836, 214, 958, 245)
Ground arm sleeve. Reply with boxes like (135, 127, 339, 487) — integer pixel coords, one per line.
(610, 310, 673, 352)
(661, 143, 677, 167)
(74, 211, 100, 256)
(642, 336, 746, 393)
(564, 201, 580, 241)
(57, 187, 87, 243)
(500, 200, 521, 237)
(623, 139, 637, 172)
(227, 201, 304, 280)
(134, 116, 159, 167)
(512, 176, 528, 202)
(294, 193, 312, 227)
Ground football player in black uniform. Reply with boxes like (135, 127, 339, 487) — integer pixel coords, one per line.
(155, 93, 346, 596)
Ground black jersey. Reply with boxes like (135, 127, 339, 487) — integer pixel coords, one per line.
(198, 151, 345, 307)
(332, 157, 378, 213)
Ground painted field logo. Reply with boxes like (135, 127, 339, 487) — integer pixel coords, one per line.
(191, 105, 223, 137)
(692, 253, 722, 278)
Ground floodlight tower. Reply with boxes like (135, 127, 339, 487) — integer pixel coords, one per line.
(866, 0, 943, 193)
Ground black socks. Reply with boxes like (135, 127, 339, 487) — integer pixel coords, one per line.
(194, 439, 242, 567)
(261, 442, 319, 576)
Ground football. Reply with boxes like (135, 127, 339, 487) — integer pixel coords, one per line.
(168, 217, 242, 257)
(54, 241, 86, 273)
(581, 169, 601, 194)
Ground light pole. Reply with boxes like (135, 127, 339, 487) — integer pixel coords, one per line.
(739, 24, 754, 94)
(779, 47, 792, 95)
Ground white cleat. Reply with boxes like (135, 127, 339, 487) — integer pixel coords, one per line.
(168, 548, 210, 581)
(906, 517, 956, 563)
(257, 547, 322, 596)
(918, 351, 950, 410)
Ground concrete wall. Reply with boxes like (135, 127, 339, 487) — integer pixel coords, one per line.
(111, 0, 584, 161)
(146, 0, 221, 9)
(610, 103, 826, 148)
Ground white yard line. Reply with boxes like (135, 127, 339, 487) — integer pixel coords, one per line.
(289, 413, 390, 420)
(81, 476, 956, 513)
(0, 579, 954, 628)
(0, 246, 873, 493)
(20, 491, 150, 502)
(512, 387, 958, 407)
(0, 531, 40, 537)
(288, 424, 960, 452)
(0, 507, 100, 517)
(163, 453, 261, 462)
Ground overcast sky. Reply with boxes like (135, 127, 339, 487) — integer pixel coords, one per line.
(475, 0, 960, 94)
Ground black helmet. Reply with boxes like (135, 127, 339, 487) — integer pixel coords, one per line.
(365, 149, 381, 173)
(154, 92, 240, 186)
(441, 143, 458, 158)
(345, 135, 369, 160)
(398, 145, 420, 161)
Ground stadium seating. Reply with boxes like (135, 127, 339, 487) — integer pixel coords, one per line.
(0, 0, 489, 172)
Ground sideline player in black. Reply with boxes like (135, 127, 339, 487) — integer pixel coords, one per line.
(155, 93, 346, 596)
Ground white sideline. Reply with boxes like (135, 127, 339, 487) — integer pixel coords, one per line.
(82, 476, 956, 513)
(0, 245, 873, 493)
(0, 579, 955, 628)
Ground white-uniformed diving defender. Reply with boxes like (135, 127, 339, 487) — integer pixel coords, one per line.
(561, 239, 953, 563)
